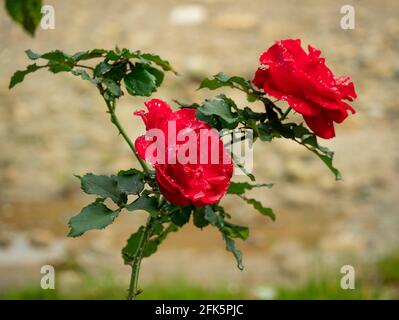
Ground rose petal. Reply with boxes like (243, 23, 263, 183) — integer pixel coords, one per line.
(252, 68, 268, 89)
(303, 113, 335, 139)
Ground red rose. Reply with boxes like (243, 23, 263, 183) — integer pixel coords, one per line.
(134, 99, 233, 207)
(253, 39, 357, 139)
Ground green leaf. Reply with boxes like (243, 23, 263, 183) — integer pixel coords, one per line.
(157, 223, 179, 242)
(222, 234, 244, 270)
(196, 95, 240, 129)
(140, 53, 176, 73)
(270, 121, 295, 139)
(193, 207, 210, 228)
(201, 205, 246, 270)
(221, 222, 249, 240)
(204, 205, 223, 227)
(255, 121, 341, 180)
(204, 206, 248, 240)
(195, 110, 221, 130)
(122, 222, 178, 264)
(122, 226, 146, 264)
(145, 65, 164, 87)
(5, 0, 42, 36)
(120, 48, 140, 59)
(293, 124, 310, 139)
(103, 62, 127, 82)
(79, 173, 122, 205)
(315, 151, 342, 181)
(231, 154, 256, 181)
(293, 124, 342, 180)
(25, 49, 41, 60)
(106, 50, 121, 61)
(68, 202, 118, 237)
(103, 78, 122, 97)
(257, 123, 274, 141)
(123, 64, 157, 96)
(48, 63, 72, 73)
(142, 240, 158, 258)
(94, 62, 112, 77)
(247, 93, 258, 102)
(217, 73, 251, 90)
(146, 223, 180, 258)
(242, 197, 276, 221)
(29, 50, 75, 74)
(9, 63, 40, 89)
(170, 206, 192, 227)
(173, 100, 201, 109)
(72, 49, 106, 62)
(242, 107, 267, 122)
(115, 169, 144, 195)
(199, 72, 251, 92)
(41, 50, 74, 64)
(199, 78, 226, 90)
(72, 69, 92, 82)
(126, 195, 159, 216)
(151, 222, 164, 236)
(130, 230, 159, 258)
(227, 181, 273, 195)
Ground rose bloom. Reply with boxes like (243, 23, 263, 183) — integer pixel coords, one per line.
(134, 99, 233, 207)
(253, 39, 357, 139)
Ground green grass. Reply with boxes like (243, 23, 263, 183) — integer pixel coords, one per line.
(1, 274, 123, 300)
(377, 252, 399, 285)
(274, 277, 379, 300)
(1, 250, 399, 300)
(1, 276, 249, 300)
(140, 280, 248, 300)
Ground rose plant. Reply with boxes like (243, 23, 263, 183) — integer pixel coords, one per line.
(9, 39, 356, 299)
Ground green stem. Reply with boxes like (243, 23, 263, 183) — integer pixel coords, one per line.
(97, 85, 150, 173)
(281, 107, 292, 121)
(232, 84, 284, 117)
(95, 83, 153, 300)
(127, 216, 154, 300)
(75, 64, 95, 71)
(158, 194, 165, 207)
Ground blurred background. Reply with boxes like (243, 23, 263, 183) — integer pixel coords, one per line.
(0, 0, 398, 299)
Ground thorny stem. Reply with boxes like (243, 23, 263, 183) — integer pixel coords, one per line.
(75, 64, 95, 71)
(293, 137, 315, 153)
(95, 82, 154, 300)
(158, 194, 165, 207)
(97, 84, 150, 173)
(260, 97, 284, 117)
(291, 137, 327, 167)
(65, 61, 150, 172)
(68, 62, 148, 171)
(127, 215, 154, 300)
(281, 107, 292, 121)
(232, 83, 284, 117)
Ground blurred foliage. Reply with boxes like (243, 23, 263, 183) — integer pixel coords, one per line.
(5, 0, 42, 36)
